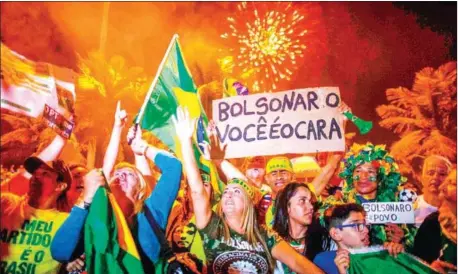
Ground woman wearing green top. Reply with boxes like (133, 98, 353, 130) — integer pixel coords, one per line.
(273, 182, 330, 273)
(173, 106, 324, 274)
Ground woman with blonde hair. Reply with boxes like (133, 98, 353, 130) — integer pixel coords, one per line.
(174, 106, 323, 274)
(51, 102, 182, 272)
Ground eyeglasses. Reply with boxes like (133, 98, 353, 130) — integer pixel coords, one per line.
(335, 223, 370, 232)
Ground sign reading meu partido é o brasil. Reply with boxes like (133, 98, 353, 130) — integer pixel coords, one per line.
(212, 87, 345, 158)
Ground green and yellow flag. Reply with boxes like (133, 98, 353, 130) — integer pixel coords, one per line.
(84, 186, 144, 274)
(135, 35, 225, 196)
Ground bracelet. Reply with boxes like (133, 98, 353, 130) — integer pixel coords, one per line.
(143, 145, 149, 156)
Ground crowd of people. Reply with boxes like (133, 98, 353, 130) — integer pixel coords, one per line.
(0, 101, 456, 274)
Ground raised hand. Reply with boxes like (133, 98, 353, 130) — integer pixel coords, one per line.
(127, 124, 148, 156)
(337, 101, 352, 121)
(200, 120, 227, 162)
(385, 223, 404, 244)
(82, 169, 106, 204)
(383, 241, 404, 257)
(114, 101, 128, 128)
(172, 106, 196, 142)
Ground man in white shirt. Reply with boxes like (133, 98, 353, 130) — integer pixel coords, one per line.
(414, 155, 452, 227)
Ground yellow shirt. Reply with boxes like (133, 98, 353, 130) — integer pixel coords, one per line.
(1, 194, 69, 274)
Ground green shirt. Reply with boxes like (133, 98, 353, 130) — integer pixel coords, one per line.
(199, 212, 282, 274)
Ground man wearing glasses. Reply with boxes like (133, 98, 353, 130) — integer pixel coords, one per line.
(313, 203, 404, 274)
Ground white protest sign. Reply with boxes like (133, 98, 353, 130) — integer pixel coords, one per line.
(212, 87, 345, 159)
(363, 202, 415, 224)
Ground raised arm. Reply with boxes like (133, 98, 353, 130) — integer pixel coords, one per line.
(272, 240, 324, 274)
(310, 153, 342, 196)
(1, 133, 67, 194)
(127, 125, 152, 176)
(51, 169, 105, 262)
(173, 107, 211, 229)
(102, 101, 127, 179)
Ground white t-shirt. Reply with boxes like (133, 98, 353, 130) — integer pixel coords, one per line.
(414, 194, 438, 228)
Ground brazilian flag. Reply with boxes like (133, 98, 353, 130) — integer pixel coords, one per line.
(348, 247, 439, 274)
(136, 34, 224, 196)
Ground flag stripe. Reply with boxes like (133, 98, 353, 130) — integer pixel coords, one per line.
(107, 193, 141, 260)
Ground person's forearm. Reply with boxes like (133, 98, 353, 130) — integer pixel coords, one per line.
(36, 134, 66, 162)
(311, 157, 340, 196)
(51, 207, 87, 262)
(181, 139, 205, 195)
(217, 160, 248, 182)
(290, 253, 324, 274)
(102, 125, 122, 178)
(135, 154, 152, 176)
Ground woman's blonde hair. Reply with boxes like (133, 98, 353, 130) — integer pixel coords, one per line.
(113, 162, 152, 215)
(215, 184, 276, 271)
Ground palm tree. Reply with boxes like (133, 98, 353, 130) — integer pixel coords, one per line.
(376, 61, 457, 182)
(74, 51, 150, 167)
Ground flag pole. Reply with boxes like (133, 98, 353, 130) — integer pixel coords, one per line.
(128, 34, 179, 145)
(135, 34, 179, 125)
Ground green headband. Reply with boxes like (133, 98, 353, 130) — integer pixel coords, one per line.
(227, 178, 255, 200)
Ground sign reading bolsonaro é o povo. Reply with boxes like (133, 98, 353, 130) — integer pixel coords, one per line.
(212, 87, 345, 159)
(363, 202, 415, 224)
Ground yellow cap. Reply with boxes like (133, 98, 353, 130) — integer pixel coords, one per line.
(266, 157, 293, 174)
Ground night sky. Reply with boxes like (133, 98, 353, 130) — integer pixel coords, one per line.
(1, 1, 456, 153)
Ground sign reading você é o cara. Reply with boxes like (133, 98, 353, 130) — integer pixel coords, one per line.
(212, 87, 345, 159)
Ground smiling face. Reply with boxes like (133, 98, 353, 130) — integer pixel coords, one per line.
(353, 163, 378, 199)
(421, 157, 449, 197)
(221, 184, 246, 217)
(265, 169, 293, 196)
(287, 186, 314, 226)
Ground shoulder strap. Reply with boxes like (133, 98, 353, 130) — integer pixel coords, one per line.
(143, 205, 174, 259)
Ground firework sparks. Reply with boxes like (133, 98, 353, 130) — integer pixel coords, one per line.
(221, 2, 310, 92)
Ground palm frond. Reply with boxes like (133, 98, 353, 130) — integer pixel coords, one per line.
(379, 117, 432, 134)
(375, 104, 412, 120)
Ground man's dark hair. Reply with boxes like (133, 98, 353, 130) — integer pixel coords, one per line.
(325, 203, 365, 230)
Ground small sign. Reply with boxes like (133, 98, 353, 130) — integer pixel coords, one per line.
(43, 104, 74, 139)
(362, 202, 414, 224)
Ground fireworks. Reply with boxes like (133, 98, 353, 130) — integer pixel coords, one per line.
(221, 2, 310, 92)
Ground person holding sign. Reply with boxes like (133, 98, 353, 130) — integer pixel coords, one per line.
(314, 203, 404, 274)
(321, 143, 408, 247)
(413, 169, 457, 273)
(173, 106, 324, 274)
